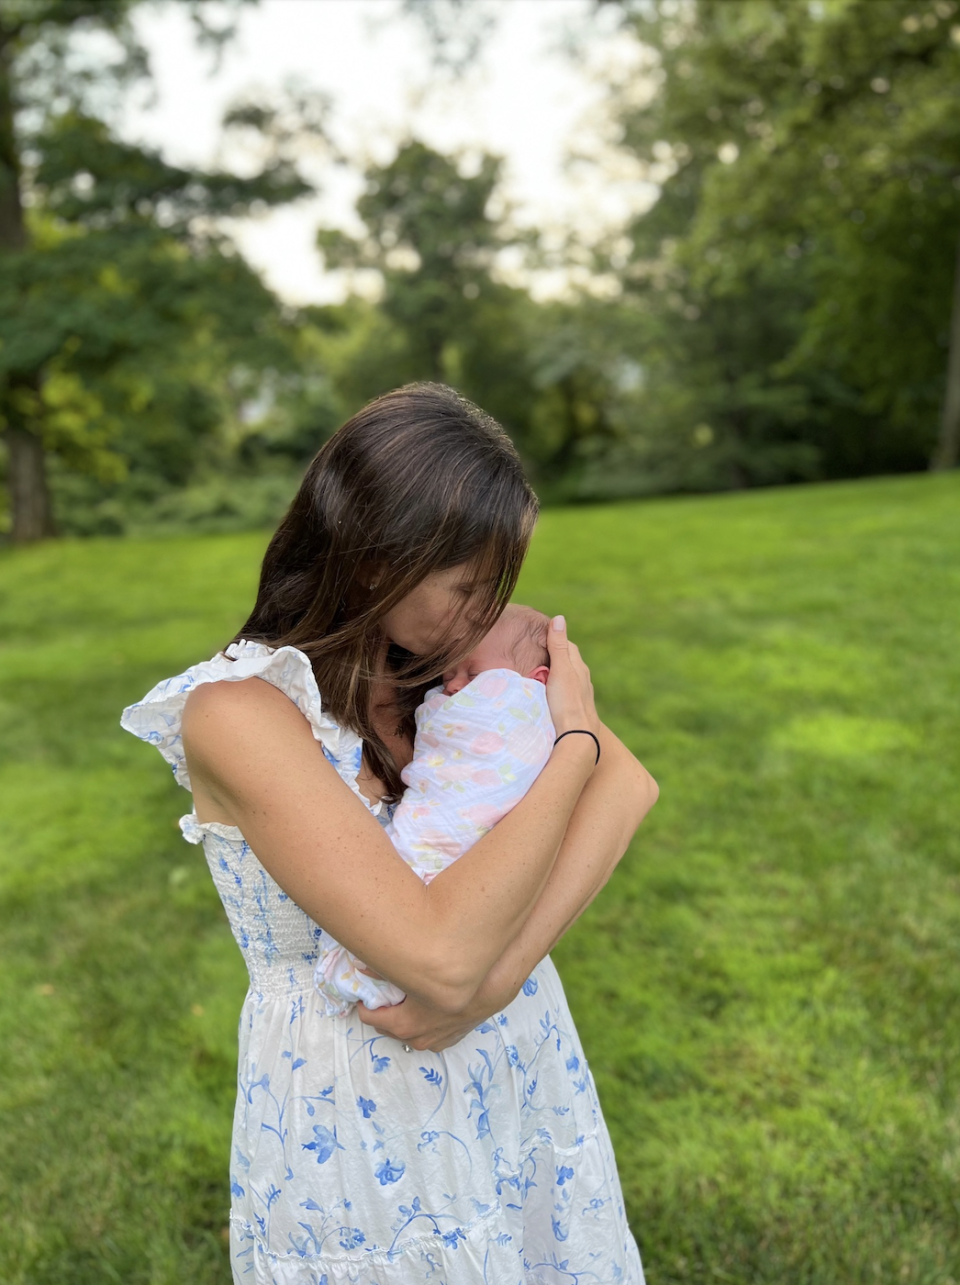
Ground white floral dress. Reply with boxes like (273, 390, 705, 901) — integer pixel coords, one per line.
(120, 640, 645, 1285)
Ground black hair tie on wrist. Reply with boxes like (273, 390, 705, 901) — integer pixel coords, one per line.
(553, 729, 601, 764)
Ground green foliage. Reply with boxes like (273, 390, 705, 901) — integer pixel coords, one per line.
(599, 0, 960, 490)
(399, 0, 499, 76)
(316, 139, 521, 378)
(2, 211, 290, 465)
(314, 140, 628, 491)
(7, 0, 959, 536)
(48, 463, 302, 538)
(0, 0, 319, 540)
(1, 473, 958, 1280)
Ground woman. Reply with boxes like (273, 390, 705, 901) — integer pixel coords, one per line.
(122, 383, 658, 1284)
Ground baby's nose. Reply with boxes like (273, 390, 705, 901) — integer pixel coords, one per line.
(444, 675, 466, 696)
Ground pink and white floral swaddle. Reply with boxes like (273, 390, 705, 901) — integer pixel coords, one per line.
(313, 668, 555, 1014)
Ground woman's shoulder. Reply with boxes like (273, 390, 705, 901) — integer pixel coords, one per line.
(181, 676, 343, 817)
(120, 639, 364, 796)
(182, 669, 308, 735)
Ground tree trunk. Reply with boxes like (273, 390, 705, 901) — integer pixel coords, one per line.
(931, 228, 960, 470)
(0, 29, 54, 541)
(5, 426, 54, 540)
(0, 32, 22, 253)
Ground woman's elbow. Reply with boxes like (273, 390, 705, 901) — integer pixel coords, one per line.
(608, 736, 658, 827)
(632, 762, 659, 828)
(410, 946, 480, 1015)
(645, 766, 660, 807)
(422, 968, 477, 1016)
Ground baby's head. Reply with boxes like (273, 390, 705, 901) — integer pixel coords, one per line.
(441, 604, 550, 696)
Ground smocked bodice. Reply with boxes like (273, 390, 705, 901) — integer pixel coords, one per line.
(180, 813, 394, 998)
(121, 639, 391, 999)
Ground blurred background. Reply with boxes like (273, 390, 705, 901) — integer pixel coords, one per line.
(2, 2, 959, 1282)
(2, 0, 959, 541)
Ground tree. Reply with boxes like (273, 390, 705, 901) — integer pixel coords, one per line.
(317, 139, 518, 381)
(313, 137, 627, 491)
(600, 0, 960, 484)
(398, 0, 499, 77)
(0, 0, 319, 542)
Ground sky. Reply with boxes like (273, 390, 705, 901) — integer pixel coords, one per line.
(125, 0, 653, 304)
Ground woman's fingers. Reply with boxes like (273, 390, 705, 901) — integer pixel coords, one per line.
(356, 1000, 402, 1031)
(355, 999, 428, 1049)
(545, 615, 600, 737)
(354, 994, 478, 1053)
(547, 613, 568, 651)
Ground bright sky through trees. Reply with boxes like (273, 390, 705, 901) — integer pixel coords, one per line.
(125, 0, 653, 303)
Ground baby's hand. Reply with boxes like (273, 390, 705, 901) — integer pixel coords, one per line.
(545, 615, 600, 738)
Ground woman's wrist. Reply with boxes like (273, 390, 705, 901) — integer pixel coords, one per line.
(553, 728, 600, 764)
(550, 727, 600, 770)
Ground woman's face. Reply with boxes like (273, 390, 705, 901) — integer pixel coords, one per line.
(380, 563, 493, 657)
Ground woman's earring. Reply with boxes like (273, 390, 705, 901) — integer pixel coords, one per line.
(369, 581, 379, 591)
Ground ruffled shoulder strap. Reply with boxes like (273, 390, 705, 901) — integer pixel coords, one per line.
(120, 639, 371, 808)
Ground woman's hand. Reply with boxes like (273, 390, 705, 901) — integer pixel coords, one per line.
(354, 969, 515, 1053)
(545, 615, 600, 737)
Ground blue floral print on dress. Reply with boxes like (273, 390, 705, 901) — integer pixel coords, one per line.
(120, 640, 645, 1283)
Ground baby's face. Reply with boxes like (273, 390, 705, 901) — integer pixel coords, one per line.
(441, 622, 535, 696)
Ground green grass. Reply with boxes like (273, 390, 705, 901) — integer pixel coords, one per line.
(2, 472, 958, 1283)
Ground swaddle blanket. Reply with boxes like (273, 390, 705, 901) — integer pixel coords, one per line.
(314, 668, 555, 1014)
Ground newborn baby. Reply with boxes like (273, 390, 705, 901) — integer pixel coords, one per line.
(314, 603, 554, 1015)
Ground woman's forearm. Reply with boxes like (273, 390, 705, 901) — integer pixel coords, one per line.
(422, 734, 599, 1002)
(468, 725, 658, 1010)
(181, 631, 608, 1017)
(349, 728, 657, 1051)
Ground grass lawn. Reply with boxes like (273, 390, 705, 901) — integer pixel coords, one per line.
(2, 471, 958, 1284)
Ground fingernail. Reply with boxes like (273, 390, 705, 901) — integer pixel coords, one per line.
(552, 615, 565, 631)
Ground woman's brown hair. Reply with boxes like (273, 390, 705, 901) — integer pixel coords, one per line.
(228, 382, 539, 801)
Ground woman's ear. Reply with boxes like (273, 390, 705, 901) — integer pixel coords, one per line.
(357, 559, 387, 591)
(528, 664, 550, 686)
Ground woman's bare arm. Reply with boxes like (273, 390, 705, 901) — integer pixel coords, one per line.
(472, 724, 657, 1003)
(476, 724, 655, 994)
(181, 623, 598, 1015)
(357, 723, 657, 1050)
